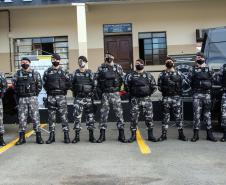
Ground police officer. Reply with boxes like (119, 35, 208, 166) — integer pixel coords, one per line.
(96, 53, 126, 143)
(43, 54, 71, 144)
(189, 52, 217, 142)
(216, 64, 226, 142)
(125, 59, 157, 143)
(71, 56, 96, 143)
(158, 57, 187, 141)
(0, 72, 7, 146)
(12, 57, 44, 145)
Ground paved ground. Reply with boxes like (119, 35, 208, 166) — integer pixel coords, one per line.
(0, 122, 226, 185)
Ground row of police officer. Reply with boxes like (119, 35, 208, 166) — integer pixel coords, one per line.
(0, 52, 226, 145)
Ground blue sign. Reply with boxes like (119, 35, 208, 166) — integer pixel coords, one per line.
(103, 23, 132, 33)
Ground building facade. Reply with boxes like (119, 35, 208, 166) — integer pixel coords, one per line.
(0, 0, 226, 74)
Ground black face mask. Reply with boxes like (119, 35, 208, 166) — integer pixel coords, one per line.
(21, 64, 29, 70)
(106, 57, 113, 63)
(196, 60, 205, 65)
(166, 62, 174, 69)
(136, 64, 144, 71)
(52, 62, 60, 67)
(78, 60, 86, 68)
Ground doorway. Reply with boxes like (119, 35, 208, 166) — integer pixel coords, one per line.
(104, 34, 133, 71)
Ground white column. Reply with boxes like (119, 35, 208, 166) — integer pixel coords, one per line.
(75, 3, 88, 58)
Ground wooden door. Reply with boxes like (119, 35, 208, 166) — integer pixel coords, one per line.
(104, 35, 133, 71)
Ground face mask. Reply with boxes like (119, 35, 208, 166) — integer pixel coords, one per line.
(52, 62, 60, 67)
(21, 64, 29, 70)
(197, 59, 205, 65)
(135, 64, 144, 71)
(78, 60, 86, 68)
(106, 57, 113, 63)
(166, 62, 174, 69)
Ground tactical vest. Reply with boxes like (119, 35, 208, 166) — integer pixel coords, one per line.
(16, 70, 37, 97)
(45, 68, 68, 95)
(161, 71, 182, 96)
(72, 70, 93, 97)
(0, 77, 4, 98)
(222, 64, 226, 89)
(99, 65, 122, 93)
(192, 67, 212, 92)
(130, 72, 152, 97)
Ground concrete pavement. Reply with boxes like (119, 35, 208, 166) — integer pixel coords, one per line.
(0, 122, 225, 185)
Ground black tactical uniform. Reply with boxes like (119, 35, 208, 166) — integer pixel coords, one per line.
(158, 70, 187, 141)
(125, 71, 157, 143)
(216, 64, 226, 141)
(43, 66, 71, 144)
(189, 65, 217, 142)
(96, 62, 126, 143)
(0, 72, 7, 146)
(71, 69, 96, 143)
(13, 69, 44, 145)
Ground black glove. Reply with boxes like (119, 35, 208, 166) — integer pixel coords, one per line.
(43, 97, 48, 108)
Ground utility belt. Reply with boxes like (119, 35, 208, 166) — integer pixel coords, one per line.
(76, 92, 93, 98)
(47, 90, 66, 96)
(18, 92, 37, 98)
(193, 89, 211, 94)
(131, 94, 150, 98)
(162, 91, 180, 97)
(102, 87, 119, 93)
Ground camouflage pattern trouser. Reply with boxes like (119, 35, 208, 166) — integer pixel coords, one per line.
(73, 97, 95, 131)
(99, 92, 124, 130)
(221, 92, 226, 127)
(0, 98, 4, 134)
(130, 96, 154, 131)
(18, 96, 40, 132)
(47, 95, 69, 132)
(162, 96, 183, 130)
(193, 93, 212, 130)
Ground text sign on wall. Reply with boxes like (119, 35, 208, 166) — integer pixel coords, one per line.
(103, 23, 132, 33)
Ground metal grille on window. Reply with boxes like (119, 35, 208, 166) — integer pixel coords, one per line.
(139, 32, 167, 65)
(14, 36, 69, 70)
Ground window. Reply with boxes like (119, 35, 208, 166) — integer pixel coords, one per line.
(139, 32, 167, 65)
(14, 36, 69, 70)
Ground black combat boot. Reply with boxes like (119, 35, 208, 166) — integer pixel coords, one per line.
(46, 131, 55, 144)
(97, 129, 106, 143)
(148, 128, 158, 142)
(89, 130, 96, 143)
(16, 132, 26, 145)
(206, 129, 217, 142)
(64, 131, 70, 144)
(36, 132, 44, 144)
(158, 128, 167, 142)
(72, 130, 80, 143)
(118, 129, 127, 143)
(0, 133, 6, 146)
(128, 130, 136, 143)
(191, 129, 199, 142)
(178, 129, 187, 141)
(220, 127, 226, 142)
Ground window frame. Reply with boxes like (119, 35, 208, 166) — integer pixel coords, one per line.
(13, 36, 69, 70)
(138, 31, 168, 66)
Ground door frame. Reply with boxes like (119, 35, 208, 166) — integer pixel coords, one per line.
(103, 33, 134, 71)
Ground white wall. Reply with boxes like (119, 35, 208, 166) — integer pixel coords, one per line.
(87, 0, 226, 48)
(10, 6, 78, 50)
